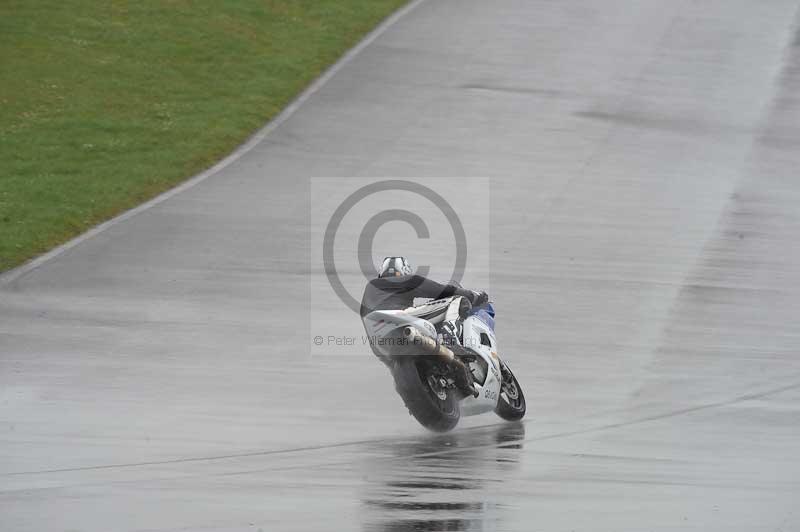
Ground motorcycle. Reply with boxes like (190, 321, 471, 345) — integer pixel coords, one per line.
(363, 297, 526, 432)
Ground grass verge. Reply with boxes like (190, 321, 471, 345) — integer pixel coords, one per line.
(0, 0, 408, 272)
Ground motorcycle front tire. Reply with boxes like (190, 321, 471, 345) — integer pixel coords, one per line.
(495, 362, 526, 421)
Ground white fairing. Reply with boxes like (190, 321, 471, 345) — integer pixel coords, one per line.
(459, 313, 502, 416)
(364, 301, 503, 417)
(363, 309, 437, 358)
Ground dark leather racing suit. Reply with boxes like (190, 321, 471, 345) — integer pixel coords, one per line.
(359, 274, 477, 318)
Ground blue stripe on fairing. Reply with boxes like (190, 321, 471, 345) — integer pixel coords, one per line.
(468, 305, 496, 332)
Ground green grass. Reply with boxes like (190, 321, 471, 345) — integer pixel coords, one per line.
(0, 0, 408, 272)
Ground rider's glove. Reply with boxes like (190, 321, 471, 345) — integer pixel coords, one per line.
(470, 290, 489, 307)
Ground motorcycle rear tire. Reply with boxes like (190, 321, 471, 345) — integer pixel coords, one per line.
(392, 357, 461, 432)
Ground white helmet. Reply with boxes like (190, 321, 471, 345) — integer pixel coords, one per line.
(378, 256, 413, 278)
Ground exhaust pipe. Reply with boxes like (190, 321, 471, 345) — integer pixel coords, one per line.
(403, 326, 455, 361)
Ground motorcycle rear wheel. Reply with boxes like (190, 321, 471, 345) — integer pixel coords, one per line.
(392, 356, 461, 432)
(495, 362, 526, 421)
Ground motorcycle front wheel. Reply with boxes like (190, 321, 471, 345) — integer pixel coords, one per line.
(495, 361, 526, 421)
(392, 356, 461, 432)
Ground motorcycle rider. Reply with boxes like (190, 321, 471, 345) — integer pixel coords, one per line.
(360, 256, 488, 397)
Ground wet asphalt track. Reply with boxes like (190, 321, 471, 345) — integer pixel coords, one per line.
(2, 0, 800, 530)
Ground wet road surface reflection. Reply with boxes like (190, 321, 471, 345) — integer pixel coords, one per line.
(360, 423, 526, 531)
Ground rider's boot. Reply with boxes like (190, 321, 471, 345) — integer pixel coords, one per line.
(438, 323, 479, 398)
(449, 351, 479, 398)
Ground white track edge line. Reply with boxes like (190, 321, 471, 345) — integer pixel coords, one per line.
(0, 0, 427, 287)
